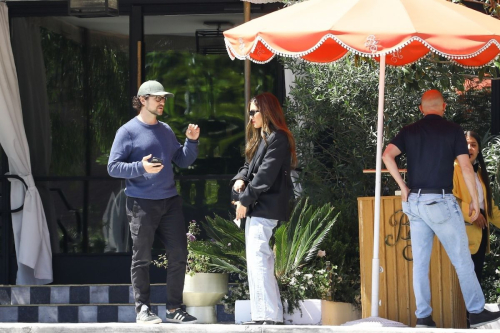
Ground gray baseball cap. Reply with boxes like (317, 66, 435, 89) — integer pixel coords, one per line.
(137, 80, 174, 98)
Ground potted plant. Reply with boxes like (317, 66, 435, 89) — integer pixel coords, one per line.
(194, 198, 360, 324)
(321, 261, 361, 326)
(227, 198, 340, 324)
(275, 198, 361, 325)
(153, 221, 229, 324)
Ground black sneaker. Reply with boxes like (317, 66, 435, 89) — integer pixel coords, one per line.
(243, 320, 279, 325)
(136, 305, 162, 324)
(415, 315, 436, 328)
(165, 307, 197, 324)
(470, 308, 500, 328)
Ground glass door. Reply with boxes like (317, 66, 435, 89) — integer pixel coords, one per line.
(143, 12, 280, 253)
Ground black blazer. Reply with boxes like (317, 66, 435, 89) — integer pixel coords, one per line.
(231, 130, 293, 221)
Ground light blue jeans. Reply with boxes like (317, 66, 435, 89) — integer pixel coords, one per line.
(402, 193, 485, 319)
(245, 216, 283, 322)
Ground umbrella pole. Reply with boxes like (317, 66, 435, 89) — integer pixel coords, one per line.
(371, 54, 386, 318)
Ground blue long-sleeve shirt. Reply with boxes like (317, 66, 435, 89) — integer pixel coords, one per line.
(107, 117, 198, 199)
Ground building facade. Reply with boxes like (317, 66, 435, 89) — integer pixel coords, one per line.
(0, 0, 284, 285)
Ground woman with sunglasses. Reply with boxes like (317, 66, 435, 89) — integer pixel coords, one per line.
(231, 92, 297, 325)
(453, 131, 500, 285)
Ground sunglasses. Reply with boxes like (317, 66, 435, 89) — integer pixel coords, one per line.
(249, 110, 260, 117)
(147, 95, 167, 102)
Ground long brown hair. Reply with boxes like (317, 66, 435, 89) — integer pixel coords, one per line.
(465, 131, 493, 218)
(245, 92, 297, 168)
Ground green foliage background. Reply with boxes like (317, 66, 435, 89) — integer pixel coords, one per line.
(283, 56, 493, 302)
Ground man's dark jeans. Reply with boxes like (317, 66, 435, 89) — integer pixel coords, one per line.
(126, 195, 187, 313)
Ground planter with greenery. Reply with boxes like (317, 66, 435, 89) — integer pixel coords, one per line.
(281, 53, 494, 310)
(153, 221, 229, 324)
(188, 198, 360, 324)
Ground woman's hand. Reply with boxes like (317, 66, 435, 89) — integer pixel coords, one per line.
(233, 179, 246, 193)
(474, 212, 488, 229)
(235, 201, 247, 219)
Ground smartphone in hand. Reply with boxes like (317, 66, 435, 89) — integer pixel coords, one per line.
(149, 156, 163, 166)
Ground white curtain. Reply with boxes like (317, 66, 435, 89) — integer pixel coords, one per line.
(10, 17, 59, 256)
(0, 3, 52, 284)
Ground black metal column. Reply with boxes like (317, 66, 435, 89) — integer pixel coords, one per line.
(492, 79, 500, 135)
(1, 151, 11, 284)
(129, 5, 144, 118)
(82, 29, 91, 253)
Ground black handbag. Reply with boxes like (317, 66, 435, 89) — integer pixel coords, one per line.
(231, 187, 243, 203)
(231, 173, 254, 203)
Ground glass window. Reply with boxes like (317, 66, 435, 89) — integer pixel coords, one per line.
(144, 14, 278, 240)
(11, 16, 129, 254)
(9, 12, 280, 256)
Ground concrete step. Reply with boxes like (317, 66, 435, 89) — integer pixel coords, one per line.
(0, 323, 487, 333)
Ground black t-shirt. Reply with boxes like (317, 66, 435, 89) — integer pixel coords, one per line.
(390, 114, 468, 190)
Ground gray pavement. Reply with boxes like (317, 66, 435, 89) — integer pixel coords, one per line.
(1, 323, 500, 333)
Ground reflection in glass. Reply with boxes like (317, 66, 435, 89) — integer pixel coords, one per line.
(8, 14, 279, 256)
(36, 181, 84, 254)
(144, 45, 277, 229)
(13, 16, 130, 254)
(90, 180, 129, 253)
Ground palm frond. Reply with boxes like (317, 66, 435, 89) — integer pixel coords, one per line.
(209, 258, 246, 275)
(273, 224, 288, 278)
(274, 199, 338, 276)
(203, 215, 245, 247)
(294, 205, 334, 266)
(303, 212, 339, 262)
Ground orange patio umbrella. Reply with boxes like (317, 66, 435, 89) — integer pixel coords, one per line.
(225, 0, 500, 66)
(224, 0, 500, 326)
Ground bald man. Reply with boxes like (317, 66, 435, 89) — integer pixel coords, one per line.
(383, 90, 500, 328)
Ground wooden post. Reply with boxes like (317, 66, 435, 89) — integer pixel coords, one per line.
(129, 5, 144, 118)
(357, 196, 466, 328)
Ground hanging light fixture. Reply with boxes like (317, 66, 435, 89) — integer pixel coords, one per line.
(68, 0, 119, 18)
(196, 21, 233, 55)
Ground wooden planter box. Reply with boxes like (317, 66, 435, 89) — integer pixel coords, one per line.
(358, 196, 466, 328)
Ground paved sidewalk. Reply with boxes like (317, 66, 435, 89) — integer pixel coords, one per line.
(1, 323, 500, 333)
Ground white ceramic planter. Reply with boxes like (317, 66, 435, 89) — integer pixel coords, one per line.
(183, 273, 228, 324)
(235, 299, 361, 325)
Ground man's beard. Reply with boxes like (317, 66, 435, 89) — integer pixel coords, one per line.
(147, 106, 162, 117)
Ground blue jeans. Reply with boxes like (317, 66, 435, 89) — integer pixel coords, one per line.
(402, 193, 484, 318)
(245, 216, 283, 322)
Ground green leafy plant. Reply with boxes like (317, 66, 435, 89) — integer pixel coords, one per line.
(221, 276, 250, 314)
(188, 215, 247, 276)
(282, 54, 493, 307)
(153, 220, 218, 276)
(478, 135, 500, 301)
(279, 260, 331, 314)
(204, 199, 340, 314)
(275, 198, 339, 313)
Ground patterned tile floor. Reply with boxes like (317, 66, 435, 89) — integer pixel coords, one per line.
(0, 285, 233, 323)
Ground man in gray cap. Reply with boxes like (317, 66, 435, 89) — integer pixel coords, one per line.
(108, 80, 200, 324)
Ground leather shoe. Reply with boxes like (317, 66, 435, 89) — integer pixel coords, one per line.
(415, 315, 436, 328)
(470, 308, 500, 328)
